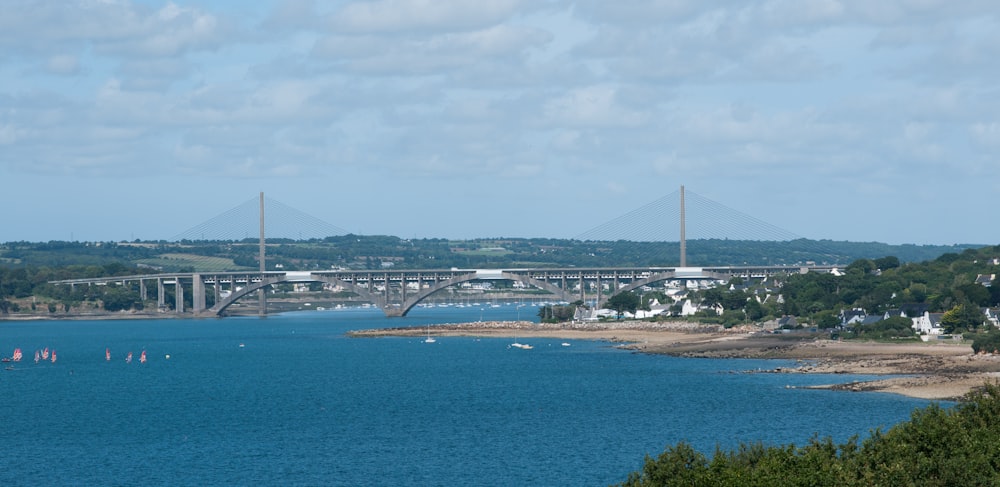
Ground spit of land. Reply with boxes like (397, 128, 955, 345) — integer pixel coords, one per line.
(349, 320, 1000, 401)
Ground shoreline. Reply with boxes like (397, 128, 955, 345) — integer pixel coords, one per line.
(349, 320, 1000, 401)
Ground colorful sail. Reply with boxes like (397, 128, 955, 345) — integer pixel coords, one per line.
(41, 348, 49, 360)
(51, 350, 57, 363)
(125, 352, 133, 364)
(106, 348, 111, 361)
(34, 350, 40, 363)
(12, 348, 22, 362)
(139, 350, 147, 364)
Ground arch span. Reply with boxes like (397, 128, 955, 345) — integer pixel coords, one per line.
(208, 273, 388, 316)
(388, 271, 575, 317)
(207, 271, 578, 317)
(209, 275, 286, 315)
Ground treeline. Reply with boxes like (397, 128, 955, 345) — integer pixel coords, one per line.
(683, 246, 1000, 335)
(2, 239, 997, 317)
(0, 263, 163, 314)
(615, 383, 1000, 486)
(0, 237, 980, 272)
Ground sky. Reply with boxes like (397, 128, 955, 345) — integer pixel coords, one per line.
(1, 0, 998, 246)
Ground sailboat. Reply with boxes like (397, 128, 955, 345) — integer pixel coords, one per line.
(125, 352, 133, 364)
(12, 348, 23, 362)
(139, 350, 147, 363)
(423, 326, 436, 343)
(510, 328, 532, 350)
(51, 350, 57, 363)
(106, 348, 111, 361)
(34, 350, 41, 363)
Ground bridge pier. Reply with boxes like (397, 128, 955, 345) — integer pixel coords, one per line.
(193, 274, 205, 314)
(175, 278, 184, 314)
(157, 278, 165, 309)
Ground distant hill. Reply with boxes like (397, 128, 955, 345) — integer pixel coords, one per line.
(0, 237, 984, 272)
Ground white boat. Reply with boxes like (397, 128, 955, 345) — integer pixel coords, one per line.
(510, 328, 531, 349)
(424, 326, 436, 343)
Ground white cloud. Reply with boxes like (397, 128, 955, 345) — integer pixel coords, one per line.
(543, 85, 648, 127)
(45, 55, 82, 76)
(329, 0, 529, 34)
(2, 0, 1000, 244)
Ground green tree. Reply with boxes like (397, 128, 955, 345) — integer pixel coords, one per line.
(744, 299, 764, 321)
(606, 291, 640, 319)
(941, 301, 986, 333)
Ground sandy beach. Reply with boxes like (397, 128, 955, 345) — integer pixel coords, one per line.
(349, 320, 1000, 401)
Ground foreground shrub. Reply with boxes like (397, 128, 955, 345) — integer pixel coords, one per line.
(616, 383, 1000, 486)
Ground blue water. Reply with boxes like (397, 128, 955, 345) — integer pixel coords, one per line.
(1, 305, 937, 485)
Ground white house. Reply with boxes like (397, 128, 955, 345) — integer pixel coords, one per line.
(911, 311, 944, 335)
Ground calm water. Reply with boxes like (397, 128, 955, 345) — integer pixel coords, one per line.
(1, 305, 936, 485)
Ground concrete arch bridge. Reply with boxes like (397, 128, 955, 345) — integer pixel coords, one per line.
(50, 265, 834, 318)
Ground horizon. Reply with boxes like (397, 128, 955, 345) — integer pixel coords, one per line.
(2, 2, 998, 246)
(1, 235, 988, 248)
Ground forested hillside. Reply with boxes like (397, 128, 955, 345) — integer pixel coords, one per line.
(1, 237, 994, 319)
(0, 237, 978, 272)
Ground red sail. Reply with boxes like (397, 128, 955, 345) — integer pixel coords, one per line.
(12, 348, 22, 362)
(51, 350, 56, 363)
(106, 348, 111, 361)
(139, 350, 147, 364)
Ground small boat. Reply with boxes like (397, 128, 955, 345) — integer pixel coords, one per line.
(51, 350, 56, 363)
(125, 352, 133, 364)
(424, 326, 436, 343)
(510, 329, 530, 349)
(561, 342, 571, 347)
(41, 348, 49, 361)
(139, 350, 147, 364)
(12, 348, 22, 362)
(34, 350, 40, 363)
(106, 348, 111, 361)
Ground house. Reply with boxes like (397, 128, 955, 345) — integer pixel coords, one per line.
(839, 308, 868, 327)
(911, 311, 944, 335)
(976, 274, 995, 286)
(884, 303, 930, 320)
(984, 308, 1000, 328)
(679, 299, 723, 317)
(777, 316, 798, 329)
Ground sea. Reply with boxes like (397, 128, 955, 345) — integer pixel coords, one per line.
(1, 304, 939, 486)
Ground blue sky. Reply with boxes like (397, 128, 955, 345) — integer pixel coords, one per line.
(1, 0, 998, 245)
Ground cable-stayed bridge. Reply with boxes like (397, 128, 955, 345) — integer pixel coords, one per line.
(51, 188, 841, 318)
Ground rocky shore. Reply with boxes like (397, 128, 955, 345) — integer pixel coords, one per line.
(350, 320, 1000, 401)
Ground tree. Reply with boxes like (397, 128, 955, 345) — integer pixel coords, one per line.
(744, 299, 765, 321)
(874, 256, 900, 270)
(606, 291, 640, 319)
(941, 301, 986, 334)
